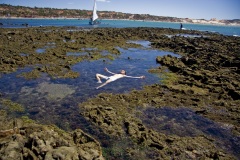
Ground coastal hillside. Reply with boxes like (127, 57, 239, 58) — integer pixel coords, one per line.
(0, 4, 240, 25)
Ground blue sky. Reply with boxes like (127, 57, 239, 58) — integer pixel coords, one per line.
(1, 0, 239, 20)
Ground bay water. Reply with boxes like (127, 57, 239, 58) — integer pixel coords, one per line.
(1, 18, 240, 36)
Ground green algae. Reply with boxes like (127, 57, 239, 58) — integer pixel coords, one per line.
(21, 116, 35, 124)
(18, 69, 42, 79)
(160, 72, 178, 86)
(0, 99, 25, 113)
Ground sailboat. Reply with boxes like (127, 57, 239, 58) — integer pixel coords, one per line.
(89, 0, 100, 25)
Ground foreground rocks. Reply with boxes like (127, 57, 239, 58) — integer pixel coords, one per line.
(1, 26, 240, 159)
(0, 111, 104, 160)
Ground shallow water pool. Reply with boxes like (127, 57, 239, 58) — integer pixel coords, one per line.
(0, 44, 178, 129)
(138, 106, 240, 158)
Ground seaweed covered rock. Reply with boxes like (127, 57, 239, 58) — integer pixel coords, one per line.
(0, 111, 104, 160)
(156, 55, 186, 72)
(79, 92, 237, 159)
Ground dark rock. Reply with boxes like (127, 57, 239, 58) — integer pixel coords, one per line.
(0, 124, 104, 160)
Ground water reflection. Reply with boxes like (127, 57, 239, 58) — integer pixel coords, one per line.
(35, 42, 56, 53)
(165, 34, 206, 38)
(138, 107, 240, 157)
(66, 52, 88, 56)
(127, 40, 151, 48)
(0, 47, 175, 126)
(36, 48, 46, 54)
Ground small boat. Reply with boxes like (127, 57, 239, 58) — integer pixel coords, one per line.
(89, 0, 100, 25)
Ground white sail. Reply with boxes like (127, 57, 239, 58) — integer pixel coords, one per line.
(92, 0, 98, 21)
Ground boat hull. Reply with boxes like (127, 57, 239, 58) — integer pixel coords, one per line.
(89, 20, 101, 25)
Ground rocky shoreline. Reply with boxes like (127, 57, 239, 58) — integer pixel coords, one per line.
(0, 27, 239, 159)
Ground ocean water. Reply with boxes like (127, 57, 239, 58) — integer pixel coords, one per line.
(1, 18, 240, 36)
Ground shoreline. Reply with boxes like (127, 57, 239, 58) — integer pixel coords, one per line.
(1, 16, 240, 27)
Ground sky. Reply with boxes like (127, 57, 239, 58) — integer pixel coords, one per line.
(1, 0, 240, 20)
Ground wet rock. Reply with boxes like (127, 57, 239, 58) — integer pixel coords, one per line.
(80, 90, 237, 159)
(156, 55, 186, 72)
(0, 123, 104, 160)
(228, 90, 240, 100)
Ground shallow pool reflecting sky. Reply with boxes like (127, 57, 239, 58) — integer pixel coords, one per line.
(0, 43, 178, 128)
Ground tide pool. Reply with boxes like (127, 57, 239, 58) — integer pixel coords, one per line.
(0, 42, 174, 128)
